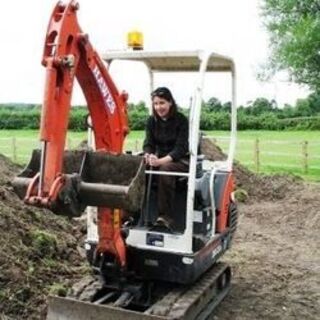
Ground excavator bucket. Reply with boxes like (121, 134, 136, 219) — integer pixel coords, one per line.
(13, 150, 145, 216)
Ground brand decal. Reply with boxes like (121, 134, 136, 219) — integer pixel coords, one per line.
(146, 233, 164, 247)
(92, 65, 116, 114)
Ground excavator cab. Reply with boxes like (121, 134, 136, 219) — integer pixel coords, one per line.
(84, 50, 238, 283)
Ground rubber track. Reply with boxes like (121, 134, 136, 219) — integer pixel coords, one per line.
(146, 262, 230, 320)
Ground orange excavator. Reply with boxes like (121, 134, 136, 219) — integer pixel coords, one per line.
(13, 1, 238, 319)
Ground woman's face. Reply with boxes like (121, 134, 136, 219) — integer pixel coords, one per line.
(152, 96, 172, 119)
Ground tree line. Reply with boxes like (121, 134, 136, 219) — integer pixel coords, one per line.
(1, 92, 320, 131)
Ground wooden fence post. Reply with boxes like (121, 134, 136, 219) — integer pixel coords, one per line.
(302, 140, 308, 174)
(254, 138, 260, 173)
(12, 137, 17, 162)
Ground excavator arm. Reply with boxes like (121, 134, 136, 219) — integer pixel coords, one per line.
(36, 0, 128, 202)
(13, 0, 145, 268)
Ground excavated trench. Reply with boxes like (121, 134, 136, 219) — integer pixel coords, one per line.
(0, 139, 319, 319)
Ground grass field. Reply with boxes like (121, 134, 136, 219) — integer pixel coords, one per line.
(1, 130, 320, 181)
(206, 130, 320, 181)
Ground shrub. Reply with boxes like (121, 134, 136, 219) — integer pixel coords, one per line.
(128, 109, 148, 130)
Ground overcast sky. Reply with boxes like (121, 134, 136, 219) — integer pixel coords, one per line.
(0, 0, 309, 107)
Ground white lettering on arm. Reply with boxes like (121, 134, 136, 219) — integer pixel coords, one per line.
(92, 65, 116, 114)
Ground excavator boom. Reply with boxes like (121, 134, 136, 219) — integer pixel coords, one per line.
(13, 0, 145, 268)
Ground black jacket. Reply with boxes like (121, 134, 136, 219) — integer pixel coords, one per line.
(143, 112, 189, 161)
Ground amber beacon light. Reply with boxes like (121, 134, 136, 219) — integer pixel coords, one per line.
(127, 31, 143, 50)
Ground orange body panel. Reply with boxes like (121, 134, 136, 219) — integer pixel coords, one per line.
(216, 172, 234, 233)
(97, 208, 126, 267)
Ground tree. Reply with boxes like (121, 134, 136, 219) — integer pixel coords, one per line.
(295, 98, 312, 117)
(245, 97, 275, 116)
(281, 103, 295, 118)
(128, 101, 148, 112)
(262, 0, 320, 90)
(205, 97, 222, 112)
(307, 91, 320, 114)
(222, 102, 232, 113)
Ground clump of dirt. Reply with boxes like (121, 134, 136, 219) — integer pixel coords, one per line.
(0, 155, 88, 319)
(200, 137, 303, 202)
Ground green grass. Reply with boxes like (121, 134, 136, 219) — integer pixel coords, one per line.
(206, 130, 320, 141)
(205, 130, 320, 182)
(0, 130, 40, 138)
(1, 130, 320, 181)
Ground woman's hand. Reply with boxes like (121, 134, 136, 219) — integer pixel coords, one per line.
(144, 153, 158, 166)
(148, 154, 173, 167)
(144, 153, 150, 164)
(149, 154, 160, 167)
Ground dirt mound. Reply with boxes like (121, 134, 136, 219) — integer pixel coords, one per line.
(215, 184, 320, 320)
(0, 141, 316, 320)
(200, 137, 303, 202)
(0, 156, 88, 319)
(0, 154, 21, 184)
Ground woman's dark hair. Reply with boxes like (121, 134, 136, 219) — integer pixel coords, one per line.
(151, 87, 178, 118)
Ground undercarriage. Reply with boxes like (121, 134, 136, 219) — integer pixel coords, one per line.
(47, 262, 231, 320)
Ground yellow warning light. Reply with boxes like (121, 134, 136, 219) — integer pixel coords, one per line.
(127, 31, 144, 50)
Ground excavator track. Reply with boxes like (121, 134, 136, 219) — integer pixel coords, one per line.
(47, 262, 231, 320)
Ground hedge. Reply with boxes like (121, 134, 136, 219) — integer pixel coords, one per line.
(1, 107, 320, 131)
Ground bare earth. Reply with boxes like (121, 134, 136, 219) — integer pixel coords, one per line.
(0, 139, 319, 319)
(214, 185, 320, 320)
(200, 138, 320, 320)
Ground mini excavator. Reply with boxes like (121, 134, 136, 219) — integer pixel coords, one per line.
(13, 1, 238, 319)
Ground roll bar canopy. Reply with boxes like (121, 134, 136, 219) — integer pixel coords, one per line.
(102, 49, 237, 254)
(102, 50, 235, 73)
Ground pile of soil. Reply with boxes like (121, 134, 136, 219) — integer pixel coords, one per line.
(0, 155, 88, 319)
(0, 154, 20, 185)
(0, 139, 319, 320)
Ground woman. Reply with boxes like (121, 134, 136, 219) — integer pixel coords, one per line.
(143, 87, 189, 229)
